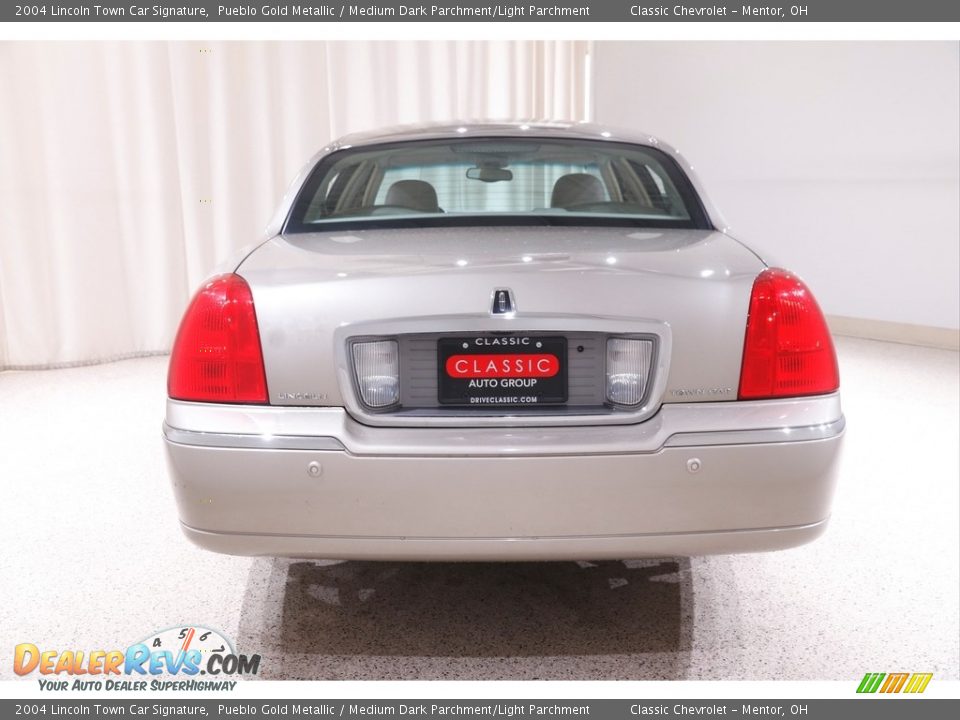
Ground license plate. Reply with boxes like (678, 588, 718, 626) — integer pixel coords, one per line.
(437, 336, 567, 406)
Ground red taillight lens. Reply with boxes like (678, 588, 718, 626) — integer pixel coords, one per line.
(738, 268, 839, 400)
(168, 274, 268, 404)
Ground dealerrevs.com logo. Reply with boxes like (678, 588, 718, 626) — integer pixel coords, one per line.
(13, 625, 260, 691)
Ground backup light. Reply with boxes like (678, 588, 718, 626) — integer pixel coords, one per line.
(738, 268, 839, 400)
(606, 338, 653, 406)
(352, 340, 400, 409)
(167, 274, 268, 404)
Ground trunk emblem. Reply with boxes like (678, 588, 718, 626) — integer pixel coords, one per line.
(491, 288, 516, 316)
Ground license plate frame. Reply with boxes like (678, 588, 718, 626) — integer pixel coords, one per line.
(437, 336, 568, 407)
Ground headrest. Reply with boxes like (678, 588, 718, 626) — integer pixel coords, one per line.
(384, 179, 440, 213)
(550, 173, 606, 208)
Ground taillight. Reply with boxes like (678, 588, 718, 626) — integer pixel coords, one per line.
(738, 268, 839, 400)
(168, 274, 268, 404)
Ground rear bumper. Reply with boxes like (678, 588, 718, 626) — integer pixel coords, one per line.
(180, 520, 830, 561)
(163, 394, 843, 561)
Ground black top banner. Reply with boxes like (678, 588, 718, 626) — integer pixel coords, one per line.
(6, 0, 960, 22)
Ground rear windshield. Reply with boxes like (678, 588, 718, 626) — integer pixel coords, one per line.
(284, 137, 711, 232)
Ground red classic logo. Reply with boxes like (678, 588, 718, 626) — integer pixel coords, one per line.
(445, 354, 560, 379)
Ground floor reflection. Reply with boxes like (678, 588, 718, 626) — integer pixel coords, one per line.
(237, 557, 694, 680)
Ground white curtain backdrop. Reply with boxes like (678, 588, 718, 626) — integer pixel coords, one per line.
(0, 41, 590, 368)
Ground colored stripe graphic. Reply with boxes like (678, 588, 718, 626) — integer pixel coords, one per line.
(880, 673, 909, 693)
(857, 672, 932, 694)
(904, 673, 933, 694)
(857, 673, 885, 693)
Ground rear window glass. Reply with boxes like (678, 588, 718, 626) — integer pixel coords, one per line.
(286, 137, 709, 232)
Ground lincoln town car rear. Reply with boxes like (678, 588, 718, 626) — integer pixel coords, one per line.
(162, 122, 844, 561)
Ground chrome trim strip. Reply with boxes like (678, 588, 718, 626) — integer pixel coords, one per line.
(162, 423, 344, 451)
(664, 416, 846, 448)
(166, 393, 843, 456)
(164, 400, 844, 455)
(180, 517, 829, 543)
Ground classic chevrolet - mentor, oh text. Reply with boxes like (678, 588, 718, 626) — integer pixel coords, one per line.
(163, 121, 843, 561)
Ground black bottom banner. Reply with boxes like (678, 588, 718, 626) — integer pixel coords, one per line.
(2, 700, 958, 720)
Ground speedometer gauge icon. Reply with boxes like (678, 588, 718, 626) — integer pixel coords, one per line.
(131, 625, 235, 660)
